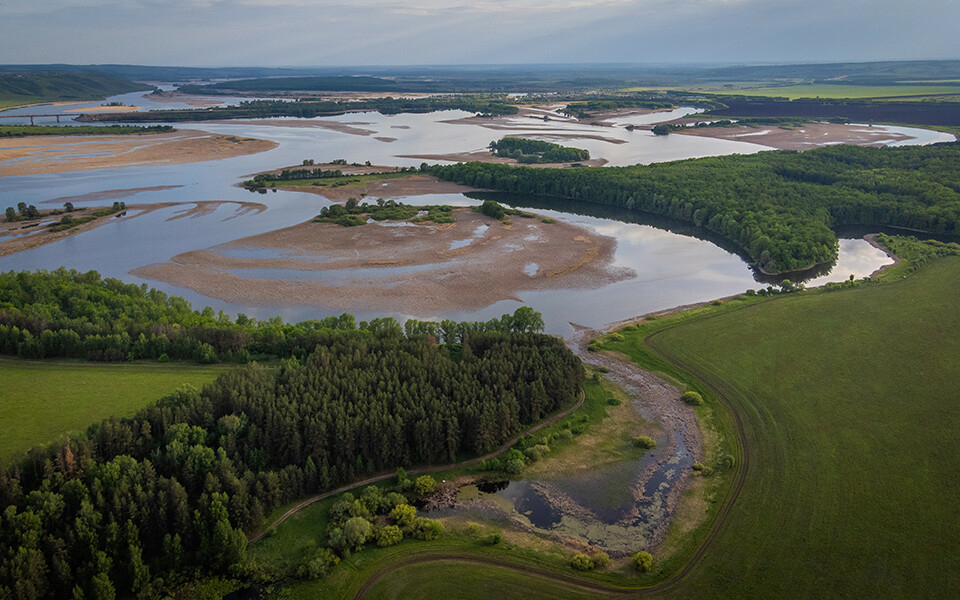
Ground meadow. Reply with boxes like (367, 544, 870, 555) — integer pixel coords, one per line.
(344, 252, 960, 599)
(0, 358, 224, 461)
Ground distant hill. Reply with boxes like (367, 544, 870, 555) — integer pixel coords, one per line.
(0, 71, 152, 107)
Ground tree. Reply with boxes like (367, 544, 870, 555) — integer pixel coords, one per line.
(681, 391, 703, 406)
(592, 552, 610, 568)
(632, 551, 653, 573)
(4, 207, 15, 222)
(480, 200, 505, 220)
(64, 202, 74, 212)
(632, 436, 657, 449)
(389, 503, 416, 528)
(376, 525, 403, 547)
(342, 516, 373, 551)
(414, 475, 436, 497)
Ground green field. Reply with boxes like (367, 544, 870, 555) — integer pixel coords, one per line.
(350, 256, 960, 599)
(0, 358, 224, 461)
(719, 83, 960, 99)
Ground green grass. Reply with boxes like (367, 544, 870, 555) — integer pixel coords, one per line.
(0, 358, 225, 461)
(718, 83, 960, 100)
(360, 560, 601, 600)
(338, 253, 960, 599)
(605, 256, 960, 598)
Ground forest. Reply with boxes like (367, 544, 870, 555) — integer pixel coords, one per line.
(429, 142, 960, 274)
(0, 270, 551, 363)
(0, 271, 581, 599)
(77, 97, 519, 123)
(489, 138, 590, 164)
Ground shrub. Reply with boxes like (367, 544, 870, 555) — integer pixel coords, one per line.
(692, 462, 714, 476)
(410, 517, 444, 541)
(571, 554, 595, 571)
(720, 454, 736, 469)
(376, 525, 403, 547)
(632, 551, 653, 573)
(484, 532, 502, 545)
(607, 397, 621, 406)
(592, 552, 610, 569)
(467, 522, 481, 536)
(682, 391, 704, 406)
(389, 504, 417, 528)
(157, 353, 169, 363)
(557, 429, 574, 440)
(632, 436, 657, 450)
(297, 548, 340, 580)
(480, 200, 505, 220)
(596, 365, 610, 373)
(415, 475, 437, 497)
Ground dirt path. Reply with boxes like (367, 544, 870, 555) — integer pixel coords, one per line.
(247, 387, 584, 543)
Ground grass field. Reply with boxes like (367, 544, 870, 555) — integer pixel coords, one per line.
(0, 358, 225, 461)
(717, 83, 960, 99)
(346, 254, 960, 599)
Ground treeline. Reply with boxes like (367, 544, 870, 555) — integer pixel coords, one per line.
(78, 97, 519, 123)
(314, 198, 454, 227)
(563, 99, 674, 118)
(489, 138, 590, 164)
(0, 323, 581, 598)
(429, 143, 960, 274)
(243, 167, 344, 188)
(0, 269, 548, 363)
(0, 125, 173, 138)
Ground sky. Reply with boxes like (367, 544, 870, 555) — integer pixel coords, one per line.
(1, 0, 958, 67)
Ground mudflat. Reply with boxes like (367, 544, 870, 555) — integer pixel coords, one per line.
(0, 129, 277, 176)
(674, 122, 921, 150)
(132, 209, 632, 313)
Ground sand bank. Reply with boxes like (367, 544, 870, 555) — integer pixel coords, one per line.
(0, 129, 277, 176)
(674, 122, 919, 150)
(271, 173, 482, 202)
(132, 209, 632, 313)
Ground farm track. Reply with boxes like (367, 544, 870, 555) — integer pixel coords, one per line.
(247, 387, 585, 544)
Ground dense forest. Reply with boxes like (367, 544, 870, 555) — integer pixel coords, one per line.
(0, 71, 150, 105)
(429, 143, 960, 274)
(489, 138, 590, 164)
(706, 97, 960, 127)
(0, 269, 550, 362)
(78, 97, 519, 123)
(0, 271, 581, 599)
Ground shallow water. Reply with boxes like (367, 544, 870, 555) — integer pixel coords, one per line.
(3, 92, 938, 334)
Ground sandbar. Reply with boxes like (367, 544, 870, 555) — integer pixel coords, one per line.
(0, 129, 277, 176)
(267, 172, 483, 202)
(132, 209, 632, 313)
(673, 122, 922, 150)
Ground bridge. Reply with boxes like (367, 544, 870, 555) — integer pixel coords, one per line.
(0, 113, 75, 124)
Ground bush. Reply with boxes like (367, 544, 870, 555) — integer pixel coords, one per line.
(484, 532, 502, 545)
(682, 391, 704, 406)
(692, 462, 714, 476)
(596, 365, 610, 373)
(720, 454, 736, 469)
(467, 522, 481, 536)
(607, 396, 621, 406)
(297, 547, 340, 580)
(571, 554, 595, 571)
(376, 525, 403, 547)
(410, 517, 444, 541)
(591, 552, 610, 569)
(389, 504, 417, 528)
(480, 200, 505, 220)
(632, 436, 657, 450)
(414, 475, 437, 497)
(632, 551, 653, 573)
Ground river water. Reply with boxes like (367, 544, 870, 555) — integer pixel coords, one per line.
(2, 89, 950, 334)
